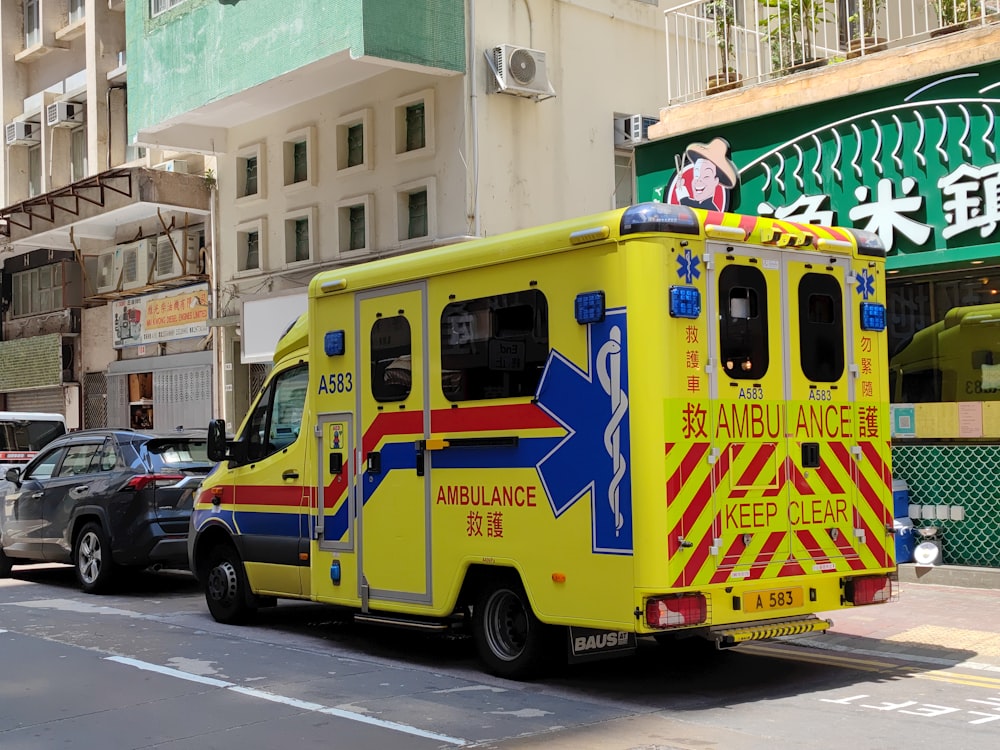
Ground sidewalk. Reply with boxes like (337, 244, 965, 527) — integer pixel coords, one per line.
(789, 565, 1000, 669)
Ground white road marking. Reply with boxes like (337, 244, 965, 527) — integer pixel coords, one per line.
(106, 655, 469, 746)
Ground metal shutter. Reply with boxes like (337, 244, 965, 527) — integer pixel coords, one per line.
(153, 365, 212, 432)
(5, 387, 66, 416)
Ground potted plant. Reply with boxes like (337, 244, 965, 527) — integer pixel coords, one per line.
(705, 0, 743, 92)
(759, 0, 835, 73)
(930, 0, 982, 34)
(845, 0, 888, 58)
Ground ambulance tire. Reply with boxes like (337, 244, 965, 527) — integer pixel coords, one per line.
(205, 545, 257, 624)
(473, 578, 554, 680)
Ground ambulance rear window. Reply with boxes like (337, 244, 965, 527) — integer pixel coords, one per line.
(798, 273, 845, 382)
(440, 290, 549, 401)
(719, 266, 768, 380)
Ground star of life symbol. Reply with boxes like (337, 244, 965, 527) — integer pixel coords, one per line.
(676, 249, 700, 284)
(534, 310, 633, 554)
(856, 269, 875, 300)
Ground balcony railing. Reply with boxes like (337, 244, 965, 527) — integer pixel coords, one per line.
(665, 0, 1000, 104)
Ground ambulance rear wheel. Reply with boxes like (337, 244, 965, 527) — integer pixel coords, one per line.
(473, 579, 551, 680)
(205, 545, 256, 624)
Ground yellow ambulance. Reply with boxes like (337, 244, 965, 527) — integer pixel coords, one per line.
(190, 202, 895, 679)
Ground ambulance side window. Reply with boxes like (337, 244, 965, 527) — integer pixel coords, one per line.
(371, 315, 412, 402)
(719, 266, 768, 379)
(244, 364, 308, 462)
(798, 273, 845, 382)
(440, 290, 549, 401)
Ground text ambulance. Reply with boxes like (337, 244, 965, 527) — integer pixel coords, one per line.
(189, 202, 895, 679)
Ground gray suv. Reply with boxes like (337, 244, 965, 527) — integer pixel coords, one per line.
(0, 428, 214, 592)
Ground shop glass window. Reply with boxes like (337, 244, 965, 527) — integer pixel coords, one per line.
(798, 273, 844, 383)
(719, 265, 769, 380)
(371, 316, 412, 402)
(440, 290, 549, 402)
(244, 364, 308, 462)
(888, 272, 1000, 404)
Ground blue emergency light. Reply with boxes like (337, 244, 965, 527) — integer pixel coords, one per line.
(860, 302, 886, 331)
(574, 291, 606, 325)
(324, 330, 345, 356)
(669, 286, 701, 319)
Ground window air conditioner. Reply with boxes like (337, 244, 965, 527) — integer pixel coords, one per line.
(154, 230, 202, 281)
(96, 250, 121, 294)
(46, 101, 84, 128)
(120, 239, 155, 291)
(614, 114, 658, 147)
(487, 44, 555, 99)
(4, 121, 40, 146)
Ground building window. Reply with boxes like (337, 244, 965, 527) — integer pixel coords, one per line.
(338, 195, 371, 254)
(336, 110, 371, 173)
(440, 290, 549, 402)
(394, 89, 434, 158)
(71, 127, 88, 182)
(237, 220, 266, 273)
(24, 0, 40, 48)
(236, 143, 264, 200)
(12, 264, 64, 318)
(284, 208, 314, 265)
(150, 0, 186, 17)
(28, 144, 42, 197)
(615, 152, 634, 208)
(396, 179, 435, 243)
(68, 0, 85, 24)
(283, 127, 314, 187)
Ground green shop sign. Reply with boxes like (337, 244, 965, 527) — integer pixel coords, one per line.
(635, 63, 1000, 273)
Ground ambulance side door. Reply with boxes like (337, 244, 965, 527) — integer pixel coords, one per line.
(706, 244, 791, 577)
(356, 283, 431, 606)
(786, 255, 858, 570)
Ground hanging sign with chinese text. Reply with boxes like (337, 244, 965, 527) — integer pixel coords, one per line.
(111, 283, 209, 349)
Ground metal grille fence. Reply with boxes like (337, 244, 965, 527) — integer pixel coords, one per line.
(83, 371, 107, 428)
(250, 363, 270, 400)
(893, 445, 1000, 568)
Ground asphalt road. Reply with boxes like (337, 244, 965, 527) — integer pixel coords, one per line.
(2, 564, 999, 749)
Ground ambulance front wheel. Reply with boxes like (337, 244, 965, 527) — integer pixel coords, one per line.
(205, 545, 257, 624)
(473, 578, 553, 680)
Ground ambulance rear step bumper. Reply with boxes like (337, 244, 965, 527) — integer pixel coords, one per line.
(710, 615, 833, 648)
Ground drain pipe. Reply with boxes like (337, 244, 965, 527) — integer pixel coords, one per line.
(467, 0, 481, 237)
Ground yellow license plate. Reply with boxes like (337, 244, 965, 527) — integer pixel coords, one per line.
(744, 587, 803, 613)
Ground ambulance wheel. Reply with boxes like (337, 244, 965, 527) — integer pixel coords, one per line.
(205, 545, 256, 624)
(473, 578, 552, 680)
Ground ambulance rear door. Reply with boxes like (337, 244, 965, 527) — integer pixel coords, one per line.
(356, 283, 432, 608)
(705, 242, 792, 583)
(785, 253, 864, 572)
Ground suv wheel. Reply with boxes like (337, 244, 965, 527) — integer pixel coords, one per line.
(0, 548, 12, 578)
(74, 522, 115, 594)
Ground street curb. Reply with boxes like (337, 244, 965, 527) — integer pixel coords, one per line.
(897, 562, 1000, 590)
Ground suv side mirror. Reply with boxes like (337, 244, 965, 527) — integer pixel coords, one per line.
(5, 467, 21, 485)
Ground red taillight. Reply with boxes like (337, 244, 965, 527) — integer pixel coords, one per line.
(645, 593, 707, 629)
(126, 474, 183, 492)
(846, 575, 892, 605)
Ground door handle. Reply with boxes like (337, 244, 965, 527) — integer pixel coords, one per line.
(282, 470, 299, 480)
(31, 492, 44, 499)
(71, 485, 89, 494)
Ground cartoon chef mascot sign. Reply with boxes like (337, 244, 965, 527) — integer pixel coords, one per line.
(664, 137, 739, 212)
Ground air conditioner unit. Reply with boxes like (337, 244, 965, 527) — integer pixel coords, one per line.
(95, 250, 121, 294)
(488, 44, 555, 99)
(120, 239, 155, 290)
(46, 101, 84, 128)
(152, 159, 188, 173)
(153, 230, 202, 281)
(614, 114, 659, 147)
(4, 121, 40, 146)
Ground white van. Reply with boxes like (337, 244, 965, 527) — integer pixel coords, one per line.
(0, 412, 67, 484)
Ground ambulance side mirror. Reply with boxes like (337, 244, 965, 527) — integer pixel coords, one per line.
(207, 419, 244, 464)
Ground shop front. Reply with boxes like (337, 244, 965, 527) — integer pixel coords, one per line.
(636, 61, 1000, 568)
